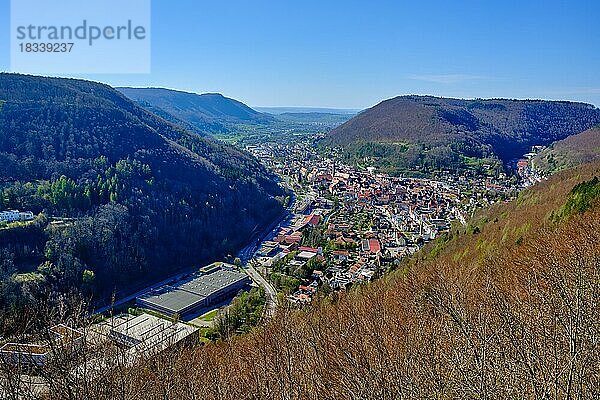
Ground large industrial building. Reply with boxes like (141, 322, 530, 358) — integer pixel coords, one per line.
(136, 263, 251, 317)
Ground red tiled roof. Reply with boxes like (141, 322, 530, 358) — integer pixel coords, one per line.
(285, 236, 302, 244)
(299, 246, 318, 253)
(369, 239, 381, 253)
(303, 214, 321, 226)
(299, 285, 316, 293)
(274, 235, 286, 243)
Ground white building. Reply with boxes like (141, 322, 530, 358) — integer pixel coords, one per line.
(108, 313, 198, 360)
(0, 210, 34, 223)
(0, 325, 83, 367)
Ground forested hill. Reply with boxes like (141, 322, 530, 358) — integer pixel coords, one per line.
(117, 87, 274, 134)
(322, 95, 600, 174)
(0, 74, 284, 320)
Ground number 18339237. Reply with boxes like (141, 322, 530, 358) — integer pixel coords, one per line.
(19, 42, 74, 52)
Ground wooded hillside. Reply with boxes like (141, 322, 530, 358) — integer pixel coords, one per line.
(0, 74, 284, 330)
(322, 95, 600, 175)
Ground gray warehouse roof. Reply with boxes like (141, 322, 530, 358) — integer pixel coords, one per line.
(136, 265, 250, 315)
(179, 269, 249, 296)
(137, 287, 205, 315)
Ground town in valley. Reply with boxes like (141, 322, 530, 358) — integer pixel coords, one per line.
(0, 130, 546, 371)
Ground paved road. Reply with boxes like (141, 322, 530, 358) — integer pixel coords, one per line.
(237, 194, 296, 317)
(237, 195, 296, 264)
(245, 261, 278, 317)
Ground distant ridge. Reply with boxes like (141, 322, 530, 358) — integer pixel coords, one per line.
(255, 106, 360, 115)
(118, 87, 274, 134)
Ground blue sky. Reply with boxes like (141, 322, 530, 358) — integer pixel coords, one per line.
(1, 0, 599, 108)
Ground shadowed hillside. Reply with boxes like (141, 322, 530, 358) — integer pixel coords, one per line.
(0, 74, 284, 329)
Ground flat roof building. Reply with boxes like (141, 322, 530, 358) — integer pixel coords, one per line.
(0, 324, 83, 367)
(296, 251, 317, 261)
(136, 263, 251, 317)
(108, 313, 198, 356)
